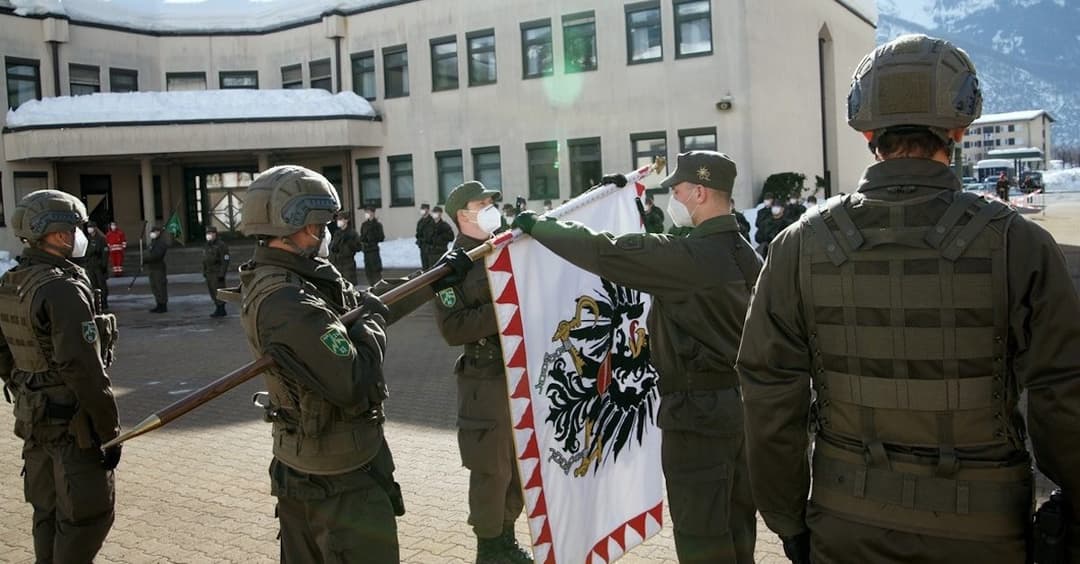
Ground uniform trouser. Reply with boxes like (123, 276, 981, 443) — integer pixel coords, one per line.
(148, 268, 167, 304)
(22, 437, 115, 564)
(661, 428, 756, 564)
(87, 269, 109, 308)
(419, 249, 431, 270)
(423, 252, 444, 272)
(205, 275, 225, 306)
(806, 504, 1028, 564)
(108, 251, 124, 274)
(272, 446, 399, 564)
(458, 418, 524, 538)
(364, 251, 383, 286)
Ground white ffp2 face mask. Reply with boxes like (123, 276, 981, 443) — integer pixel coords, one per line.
(71, 228, 89, 259)
(318, 228, 331, 258)
(476, 204, 503, 235)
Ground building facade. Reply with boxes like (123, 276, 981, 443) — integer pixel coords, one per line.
(961, 109, 1055, 174)
(1, 0, 876, 249)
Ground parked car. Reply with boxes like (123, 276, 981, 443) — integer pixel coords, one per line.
(1020, 171, 1044, 193)
(961, 176, 982, 191)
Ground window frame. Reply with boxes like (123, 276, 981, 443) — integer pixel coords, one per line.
(109, 67, 138, 93)
(673, 0, 714, 59)
(219, 70, 259, 90)
(435, 149, 464, 204)
(309, 58, 333, 92)
(68, 63, 101, 96)
(568, 136, 603, 197)
(5, 56, 42, 110)
(165, 71, 207, 91)
(631, 131, 669, 194)
(13, 171, 49, 202)
(625, 1, 663, 65)
(678, 126, 718, 151)
(562, 11, 598, 74)
(520, 19, 554, 79)
(467, 29, 498, 87)
(526, 140, 560, 201)
(430, 36, 460, 92)
(356, 157, 383, 209)
(280, 63, 303, 89)
(388, 154, 415, 207)
(472, 146, 502, 190)
(383, 45, 410, 99)
(350, 51, 377, 101)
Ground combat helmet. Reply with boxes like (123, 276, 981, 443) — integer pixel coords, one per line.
(11, 189, 87, 243)
(847, 34, 982, 142)
(239, 165, 340, 237)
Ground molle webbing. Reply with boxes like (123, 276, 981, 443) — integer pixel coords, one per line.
(0, 266, 67, 372)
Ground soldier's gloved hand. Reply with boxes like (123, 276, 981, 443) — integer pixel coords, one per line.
(601, 173, 628, 188)
(780, 531, 811, 564)
(359, 291, 390, 322)
(432, 248, 472, 292)
(512, 211, 540, 234)
(101, 444, 122, 470)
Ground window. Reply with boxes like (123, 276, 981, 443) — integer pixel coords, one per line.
(963, 141, 971, 149)
(109, 68, 138, 92)
(383, 46, 409, 98)
(626, 2, 662, 64)
(281, 64, 303, 89)
(166, 72, 206, 91)
(436, 150, 464, 203)
(309, 59, 332, 91)
(356, 158, 382, 208)
(472, 146, 502, 190)
(995, 125, 1002, 133)
(1007, 138, 1016, 146)
(527, 141, 559, 200)
(568, 137, 602, 196)
(521, 20, 554, 79)
(631, 132, 668, 193)
(563, 12, 597, 73)
(995, 139, 1002, 146)
(674, 0, 712, 58)
(467, 30, 497, 86)
(389, 155, 414, 206)
(679, 127, 717, 151)
(322, 165, 344, 203)
(975, 140, 982, 147)
(5, 57, 41, 109)
(351, 51, 376, 100)
(13, 171, 48, 201)
(220, 71, 258, 89)
(69, 64, 100, 96)
(1007, 124, 1015, 132)
(431, 37, 459, 91)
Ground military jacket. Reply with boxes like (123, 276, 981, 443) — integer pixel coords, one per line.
(360, 220, 385, 253)
(202, 238, 230, 278)
(0, 249, 120, 447)
(737, 158, 1080, 541)
(144, 236, 168, 272)
(429, 220, 455, 255)
(329, 227, 362, 267)
(85, 231, 110, 275)
(416, 215, 435, 248)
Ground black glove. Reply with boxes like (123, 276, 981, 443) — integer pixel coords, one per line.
(431, 248, 472, 292)
(780, 531, 811, 564)
(359, 291, 390, 322)
(101, 444, 122, 470)
(512, 210, 540, 234)
(601, 173, 628, 187)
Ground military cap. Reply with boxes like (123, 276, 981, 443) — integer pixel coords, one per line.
(432, 206, 444, 213)
(445, 181, 500, 226)
(659, 151, 737, 192)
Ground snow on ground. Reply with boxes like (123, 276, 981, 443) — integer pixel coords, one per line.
(356, 237, 425, 270)
(1044, 168, 1080, 192)
(5, 89, 376, 129)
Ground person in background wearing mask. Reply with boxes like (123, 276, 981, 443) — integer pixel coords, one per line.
(105, 221, 126, 276)
(426, 206, 456, 270)
(754, 201, 794, 260)
(805, 195, 818, 208)
(202, 226, 230, 318)
(784, 194, 807, 220)
(501, 203, 518, 224)
(143, 225, 169, 313)
(0, 190, 122, 564)
(82, 221, 111, 311)
(416, 203, 435, 270)
(512, 151, 762, 563)
(755, 192, 776, 232)
(643, 194, 665, 234)
(543, 199, 553, 213)
(359, 206, 385, 286)
(434, 181, 533, 564)
(731, 199, 751, 241)
(329, 212, 363, 285)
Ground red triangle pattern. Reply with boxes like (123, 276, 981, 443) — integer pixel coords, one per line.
(524, 465, 543, 489)
(611, 525, 626, 550)
(536, 522, 552, 545)
(496, 279, 519, 305)
(510, 373, 531, 400)
(648, 502, 663, 526)
(544, 551, 556, 564)
(504, 311, 524, 340)
(628, 513, 647, 538)
(634, 181, 645, 198)
(489, 246, 513, 273)
(529, 492, 547, 518)
(521, 435, 539, 460)
(514, 405, 534, 430)
(593, 537, 609, 562)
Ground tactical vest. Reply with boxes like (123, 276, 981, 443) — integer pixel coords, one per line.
(800, 191, 1031, 541)
(239, 262, 382, 475)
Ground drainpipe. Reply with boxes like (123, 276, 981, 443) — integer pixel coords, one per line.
(42, 18, 69, 97)
(324, 14, 347, 93)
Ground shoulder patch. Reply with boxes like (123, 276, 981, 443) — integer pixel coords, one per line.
(437, 287, 458, 308)
(319, 328, 353, 357)
(81, 320, 98, 344)
(616, 234, 646, 251)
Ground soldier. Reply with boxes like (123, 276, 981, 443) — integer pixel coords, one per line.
(755, 192, 775, 231)
(784, 195, 806, 220)
(236, 165, 402, 563)
(435, 181, 533, 564)
(995, 170, 1010, 201)
(105, 221, 126, 276)
(359, 206, 385, 286)
(203, 226, 230, 318)
(416, 203, 435, 269)
(426, 206, 456, 270)
(753, 201, 794, 259)
(736, 34, 1080, 564)
(513, 151, 762, 564)
(0, 190, 121, 564)
(83, 221, 111, 311)
(143, 225, 169, 313)
(329, 212, 363, 285)
(643, 194, 665, 234)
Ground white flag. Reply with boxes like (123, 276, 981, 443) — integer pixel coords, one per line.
(485, 178, 663, 564)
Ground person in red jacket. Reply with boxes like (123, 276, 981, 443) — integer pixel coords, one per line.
(104, 221, 126, 276)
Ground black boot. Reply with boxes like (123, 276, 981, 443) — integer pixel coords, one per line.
(210, 303, 226, 318)
(499, 528, 533, 564)
(149, 303, 166, 313)
(475, 536, 507, 564)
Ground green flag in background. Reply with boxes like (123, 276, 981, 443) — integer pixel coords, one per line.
(165, 211, 183, 243)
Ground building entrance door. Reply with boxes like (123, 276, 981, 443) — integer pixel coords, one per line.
(79, 174, 114, 226)
(184, 167, 256, 242)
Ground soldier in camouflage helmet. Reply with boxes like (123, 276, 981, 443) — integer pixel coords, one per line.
(0, 190, 121, 563)
(236, 165, 402, 562)
(737, 34, 1080, 563)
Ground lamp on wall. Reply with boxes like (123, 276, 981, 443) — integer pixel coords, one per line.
(716, 94, 734, 111)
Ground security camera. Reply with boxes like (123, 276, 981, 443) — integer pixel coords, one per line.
(716, 95, 734, 111)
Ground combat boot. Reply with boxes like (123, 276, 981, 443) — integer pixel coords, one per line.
(210, 303, 226, 318)
(499, 528, 533, 564)
(149, 303, 166, 313)
(476, 536, 510, 564)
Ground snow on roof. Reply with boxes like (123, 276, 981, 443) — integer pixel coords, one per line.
(4, 89, 377, 129)
(8, 0, 400, 33)
(972, 110, 1055, 125)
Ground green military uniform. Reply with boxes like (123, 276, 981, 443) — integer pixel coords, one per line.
(237, 165, 400, 563)
(667, 224, 693, 237)
(521, 152, 762, 563)
(737, 34, 1080, 563)
(330, 221, 363, 285)
(426, 215, 455, 269)
(203, 228, 230, 317)
(0, 191, 120, 564)
(416, 211, 435, 270)
(360, 214, 385, 286)
(83, 224, 111, 310)
(144, 229, 168, 312)
(753, 212, 794, 259)
(644, 203, 665, 234)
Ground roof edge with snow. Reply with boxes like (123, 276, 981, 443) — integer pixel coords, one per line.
(972, 109, 1056, 125)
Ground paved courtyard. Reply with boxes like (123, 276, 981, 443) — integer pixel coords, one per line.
(0, 272, 788, 564)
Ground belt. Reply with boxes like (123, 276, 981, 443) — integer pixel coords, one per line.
(464, 337, 501, 361)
